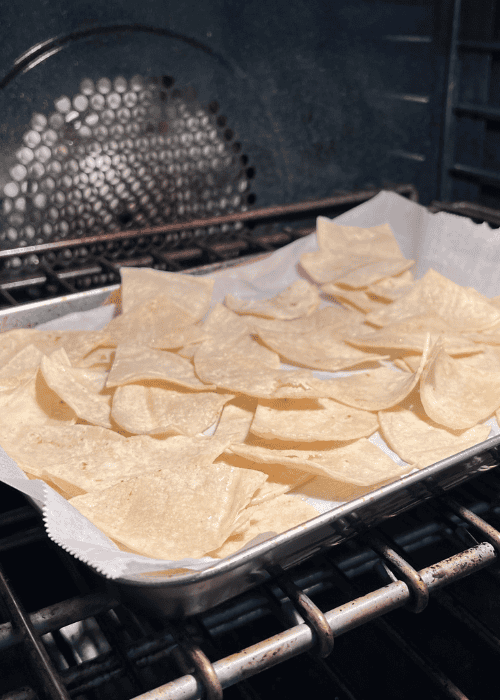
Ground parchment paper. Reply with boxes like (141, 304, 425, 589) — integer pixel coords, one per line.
(1, 190, 499, 579)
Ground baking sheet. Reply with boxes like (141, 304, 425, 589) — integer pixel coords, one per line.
(1, 189, 500, 580)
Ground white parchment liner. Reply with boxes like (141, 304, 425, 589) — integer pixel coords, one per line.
(1, 190, 499, 578)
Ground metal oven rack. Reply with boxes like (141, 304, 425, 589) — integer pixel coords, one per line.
(2, 189, 500, 700)
(0, 185, 417, 312)
(3, 471, 500, 700)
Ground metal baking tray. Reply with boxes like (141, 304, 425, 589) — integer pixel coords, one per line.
(2, 278, 500, 620)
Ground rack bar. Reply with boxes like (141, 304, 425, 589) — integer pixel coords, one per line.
(0, 564, 71, 700)
(130, 542, 495, 700)
(0, 185, 417, 261)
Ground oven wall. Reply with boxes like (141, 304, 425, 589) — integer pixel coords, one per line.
(0, 0, 454, 207)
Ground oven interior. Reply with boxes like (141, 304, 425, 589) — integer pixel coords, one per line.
(2, 0, 500, 698)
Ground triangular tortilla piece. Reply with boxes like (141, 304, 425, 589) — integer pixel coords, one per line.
(105, 294, 199, 346)
(304, 341, 428, 412)
(209, 494, 320, 559)
(43, 433, 231, 494)
(201, 302, 250, 342)
(300, 249, 381, 285)
(40, 353, 112, 429)
(250, 398, 379, 442)
(247, 305, 365, 335)
(52, 331, 115, 365)
(120, 266, 214, 319)
(69, 462, 267, 560)
(321, 284, 390, 314)
(420, 341, 500, 429)
(316, 220, 405, 259)
(378, 408, 491, 468)
(0, 328, 67, 365)
(255, 326, 386, 372)
(225, 279, 321, 320)
(367, 269, 414, 301)
(228, 438, 411, 486)
(150, 326, 207, 350)
(215, 453, 313, 506)
(107, 344, 212, 390)
(366, 269, 500, 331)
(0, 344, 43, 391)
(195, 303, 281, 369)
(344, 315, 481, 355)
(213, 399, 257, 443)
(334, 258, 414, 289)
(194, 356, 336, 400)
(0, 375, 76, 471)
(111, 384, 233, 436)
(1, 424, 123, 479)
(229, 334, 281, 368)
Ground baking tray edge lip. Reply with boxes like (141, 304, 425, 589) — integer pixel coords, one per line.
(114, 431, 500, 588)
(0, 285, 118, 328)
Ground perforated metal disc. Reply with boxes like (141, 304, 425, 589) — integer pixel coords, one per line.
(0, 74, 254, 258)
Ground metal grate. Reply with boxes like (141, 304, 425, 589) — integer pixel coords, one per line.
(0, 74, 254, 252)
(0, 185, 417, 311)
(1, 470, 500, 700)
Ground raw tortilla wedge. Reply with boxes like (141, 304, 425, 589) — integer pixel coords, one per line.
(40, 353, 112, 429)
(43, 433, 232, 494)
(111, 384, 233, 436)
(209, 494, 320, 559)
(420, 341, 500, 429)
(316, 220, 405, 259)
(228, 437, 412, 486)
(107, 344, 212, 390)
(225, 279, 321, 320)
(255, 326, 386, 372)
(311, 336, 430, 411)
(69, 462, 267, 560)
(366, 269, 500, 331)
(250, 398, 379, 442)
(378, 408, 491, 468)
(119, 266, 214, 319)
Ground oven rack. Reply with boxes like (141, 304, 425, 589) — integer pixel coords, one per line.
(2, 468, 500, 700)
(0, 185, 417, 311)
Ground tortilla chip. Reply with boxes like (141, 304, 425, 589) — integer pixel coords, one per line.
(228, 437, 411, 485)
(366, 269, 500, 331)
(300, 249, 380, 285)
(105, 294, 198, 346)
(334, 258, 414, 289)
(107, 343, 212, 390)
(255, 326, 386, 372)
(213, 399, 257, 443)
(69, 461, 267, 560)
(225, 280, 321, 320)
(250, 398, 379, 442)
(420, 341, 500, 429)
(0, 344, 43, 391)
(120, 266, 214, 320)
(316, 220, 405, 259)
(40, 353, 112, 428)
(43, 432, 231, 493)
(209, 494, 320, 558)
(379, 408, 491, 468)
(321, 283, 390, 314)
(111, 384, 233, 436)
(312, 338, 429, 411)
